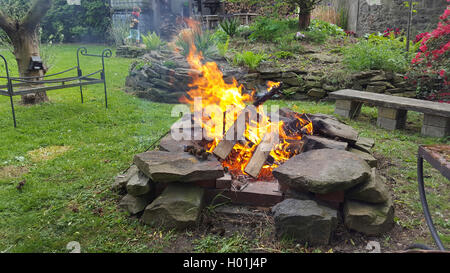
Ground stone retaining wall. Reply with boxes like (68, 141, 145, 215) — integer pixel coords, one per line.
(125, 52, 416, 103)
(125, 51, 247, 103)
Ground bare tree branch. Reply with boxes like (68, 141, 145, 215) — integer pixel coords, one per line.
(22, 0, 52, 31)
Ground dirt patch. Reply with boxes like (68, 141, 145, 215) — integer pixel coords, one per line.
(27, 146, 71, 162)
(0, 165, 29, 180)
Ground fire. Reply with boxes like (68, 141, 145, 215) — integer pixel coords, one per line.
(178, 23, 313, 179)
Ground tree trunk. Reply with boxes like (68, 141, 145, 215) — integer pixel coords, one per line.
(298, 12, 311, 30)
(12, 29, 48, 105)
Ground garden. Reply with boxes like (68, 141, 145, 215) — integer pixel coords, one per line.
(0, 0, 448, 254)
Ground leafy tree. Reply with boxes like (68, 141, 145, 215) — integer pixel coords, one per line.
(286, 0, 322, 30)
(41, 0, 111, 43)
(0, 0, 52, 104)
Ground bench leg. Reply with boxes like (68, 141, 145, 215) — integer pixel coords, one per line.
(334, 99, 362, 119)
(9, 95, 17, 128)
(79, 85, 84, 104)
(377, 107, 407, 130)
(421, 114, 450, 138)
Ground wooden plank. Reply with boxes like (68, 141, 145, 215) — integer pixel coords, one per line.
(330, 89, 450, 117)
(213, 105, 257, 160)
(244, 132, 277, 178)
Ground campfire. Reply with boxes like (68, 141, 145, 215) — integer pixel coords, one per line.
(177, 41, 314, 182)
(115, 23, 394, 244)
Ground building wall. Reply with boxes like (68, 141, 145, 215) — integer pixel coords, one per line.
(321, 0, 447, 35)
(356, 0, 447, 35)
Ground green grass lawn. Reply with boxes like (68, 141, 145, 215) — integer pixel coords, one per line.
(0, 44, 448, 253)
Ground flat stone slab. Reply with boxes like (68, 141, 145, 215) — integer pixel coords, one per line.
(303, 135, 349, 151)
(353, 137, 375, 153)
(159, 134, 193, 153)
(349, 148, 377, 168)
(112, 165, 139, 192)
(273, 149, 371, 194)
(330, 89, 450, 117)
(126, 171, 152, 196)
(118, 194, 152, 215)
(272, 199, 338, 245)
(344, 197, 394, 235)
(310, 114, 359, 144)
(141, 183, 204, 230)
(134, 151, 224, 183)
(346, 168, 390, 204)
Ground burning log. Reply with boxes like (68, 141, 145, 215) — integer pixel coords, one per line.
(213, 102, 258, 160)
(213, 83, 283, 160)
(244, 132, 278, 178)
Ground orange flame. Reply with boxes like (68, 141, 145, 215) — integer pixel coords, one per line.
(178, 23, 313, 179)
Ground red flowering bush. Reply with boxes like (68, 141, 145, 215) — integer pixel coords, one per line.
(407, 2, 450, 102)
(383, 27, 402, 37)
(414, 32, 429, 43)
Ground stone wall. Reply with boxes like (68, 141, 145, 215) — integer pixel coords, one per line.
(125, 51, 248, 103)
(242, 66, 416, 100)
(357, 0, 447, 35)
(322, 0, 447, 35)
(125, 52, 416, 103)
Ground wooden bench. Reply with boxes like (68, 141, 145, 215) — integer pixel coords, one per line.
(329, 89, 450, 138)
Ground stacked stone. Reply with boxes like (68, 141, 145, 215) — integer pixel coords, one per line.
(251, 62, 330, 100)
(116, 46, 147, 59)
(113, 108, 395, 245)
(245, 66, 414, 101)
(351, 70, 416, 98)
(125, 50, 247, 103)
(112, 150, 225, 230)
(124, 49, 417, 103)
(271, 108, 394, 245)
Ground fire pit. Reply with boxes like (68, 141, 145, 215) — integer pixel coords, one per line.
(113, 39, 394, 245)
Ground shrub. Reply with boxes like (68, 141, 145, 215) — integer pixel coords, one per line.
(217, 37, 230, 57)
(109, 19, 130, 46)
(233, 51, 268, 70)
(194, 30, 218, 57)
(272, 32, 304, 53)
(366, 32, 419, 53)
(176, 28, 217, 58)
(219, 18, 239, 37)
(308, 19, 345, 36)
(211, 29, 229, 44)
(237, 25, 252, 38)
(406, 3, 450, 102)
(305, 29, 328, 44)
(142, 32, 164, 50)
(249, 17, 297, 41)
(343, 39, 410, 72)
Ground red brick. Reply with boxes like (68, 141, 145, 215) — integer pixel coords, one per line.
(216, 174, 232, 189)
(206, 182, 283, 207)
(315, 191, 345, 203)
(193, 179, 217, 189)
